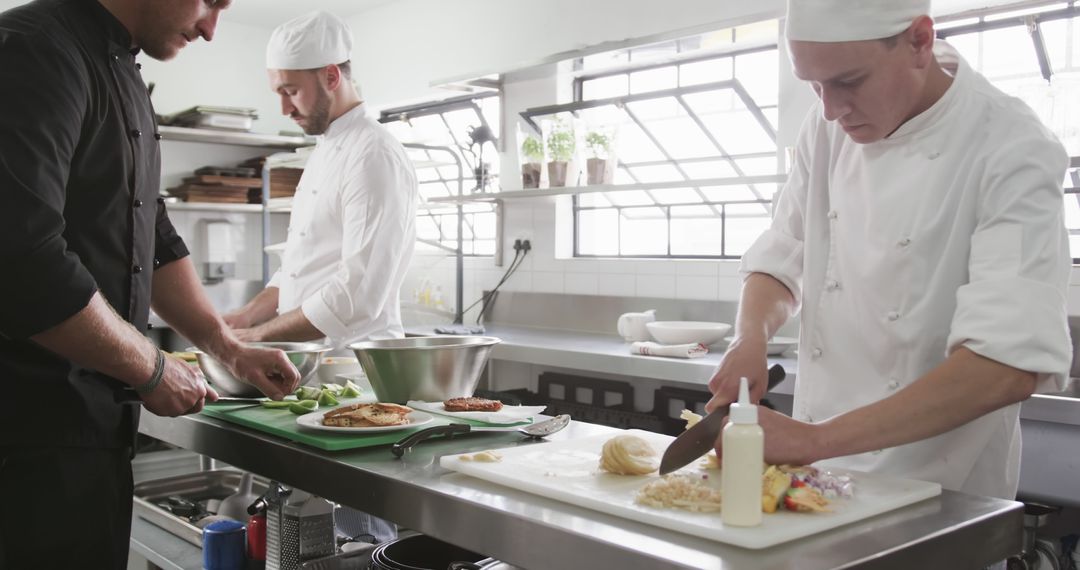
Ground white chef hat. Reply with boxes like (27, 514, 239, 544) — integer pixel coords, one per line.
(266, 11, 353, 70)
(785, 0, 931, 42)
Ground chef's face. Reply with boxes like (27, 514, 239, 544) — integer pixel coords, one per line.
(269, 69, 333, 135)
(789, 20, 934, 144)
(136, 0, 230, 61)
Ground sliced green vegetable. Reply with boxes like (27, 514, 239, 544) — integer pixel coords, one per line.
(289, 399, 319, 415)
(321, 383, 344, 395)
(260, 400, 292, 409)
(317, 389, 339, 407)
(295, 386, 321, 401)
(339, 383, 362, 398)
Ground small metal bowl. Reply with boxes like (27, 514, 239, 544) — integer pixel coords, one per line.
(189, 342, 332, 397)
(347, 336, 500, 404)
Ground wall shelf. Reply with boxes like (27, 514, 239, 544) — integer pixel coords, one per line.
(158, 126, 310, 150)
(425, 174, 788, 204)
(166, 202, 290, 214)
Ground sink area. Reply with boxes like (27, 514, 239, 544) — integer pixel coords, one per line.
(132, 469, 269, 546)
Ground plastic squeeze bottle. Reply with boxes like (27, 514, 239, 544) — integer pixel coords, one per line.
(721, 376, 764, 527)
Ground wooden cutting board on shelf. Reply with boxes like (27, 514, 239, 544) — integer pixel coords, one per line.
(441, 429, 941, 549)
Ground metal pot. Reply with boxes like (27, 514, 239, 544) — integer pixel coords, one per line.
(347, 336, 500, 404)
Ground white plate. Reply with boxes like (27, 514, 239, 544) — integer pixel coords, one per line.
(295, 409, 434, 433)
(723, 336, 799, 355)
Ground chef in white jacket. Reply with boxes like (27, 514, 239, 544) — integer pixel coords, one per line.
(708, 0, 1071, 502)
(225, 11, 418, 543)
(226, 11, 418, 352)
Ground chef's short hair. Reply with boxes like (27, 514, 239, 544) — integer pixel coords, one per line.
(304, 61, 351, 80)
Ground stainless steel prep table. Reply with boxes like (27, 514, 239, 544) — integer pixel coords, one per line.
(139, 412, 1022, 569)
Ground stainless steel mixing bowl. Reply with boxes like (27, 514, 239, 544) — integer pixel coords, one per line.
(189, 342, 332, 397)
(347, 336, 501, 404)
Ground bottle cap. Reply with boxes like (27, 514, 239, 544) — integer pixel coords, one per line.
(729, 377, 757, 424)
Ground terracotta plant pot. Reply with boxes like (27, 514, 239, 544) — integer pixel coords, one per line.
(587, 158, 612, 185)
(522, 162, 542, 189)
(548, 161, 569, 187)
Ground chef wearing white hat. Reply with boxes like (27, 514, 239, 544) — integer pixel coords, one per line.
(225, 9, 418, 543)
(226, 10, 417, 351)
(708, 0, 1070, 504)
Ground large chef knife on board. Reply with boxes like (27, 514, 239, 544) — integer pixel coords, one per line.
(658, 363, 786, 475)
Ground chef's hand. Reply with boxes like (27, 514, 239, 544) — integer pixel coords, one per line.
(220, 344, 300, 400)
(222, 309, 253, 330)
(141, 356, 219, 417)
(712, 407, 823, 467)
(705, 336, 769, 413)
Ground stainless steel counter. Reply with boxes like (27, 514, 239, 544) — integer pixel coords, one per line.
(140, 412, 1023, 569)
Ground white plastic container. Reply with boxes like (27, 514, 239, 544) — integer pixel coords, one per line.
(721, 377, 764, 527)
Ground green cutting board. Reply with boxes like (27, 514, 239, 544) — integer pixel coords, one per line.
(199, 398, 528, 452)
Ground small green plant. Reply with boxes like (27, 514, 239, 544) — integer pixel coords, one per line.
(546, 122, 576, 163)
(521, 135, 544, 163)
(585, 131, 612, 159)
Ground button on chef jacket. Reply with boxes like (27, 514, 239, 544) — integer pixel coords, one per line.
(0, 0, 189, 448)
(741, 43, 1071, 499)
(269, 104, 418, 348)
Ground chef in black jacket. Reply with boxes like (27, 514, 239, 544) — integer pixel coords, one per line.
(0, 1, 301, 568)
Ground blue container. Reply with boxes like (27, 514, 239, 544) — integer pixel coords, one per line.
(203, 519, 247, 570)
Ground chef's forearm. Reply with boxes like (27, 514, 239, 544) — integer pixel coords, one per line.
(249, 308, 324, 342)
(733, 272, 798, 343)
(31, 292, 158, 386)
(234, 286, 280, 326)
(150, 258, 238, 355)
(811, 347, 1037, 461)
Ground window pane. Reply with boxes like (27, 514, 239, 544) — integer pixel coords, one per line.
(419, 181, 452, 200)
(724, 204, 772, 255)
(416, 216, 440, 240)
(577, 209, 619, 255)
(734, 50, 779, 106)
(1041, 19, 1069, 72)
(627, 108, 717, 159)
(735, 156, 780, 176)
(947, 33, 981, 68)
(583, 75, 629, 100)
(681, 160, 738, 179)
(701, 185, 774, 203)
(620, 212, 668, 255)
(630, 66, 678, 94)
(607, 190, 656, 206)
(628, 164, 684, 182)
(693, 104, 776, 154)
(680, 58, 733, 86)
(670, 213, 724, 256)
(613, 120, 667, 162)
(652, 187, 706, 205)
(981, 26, 1037, 77)
(578, 193, 612, 208)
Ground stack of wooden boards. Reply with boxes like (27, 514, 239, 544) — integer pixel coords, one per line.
(167, 158, 303, 204)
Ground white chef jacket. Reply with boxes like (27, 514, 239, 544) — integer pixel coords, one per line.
(268, 103, 418, 349)
(741, 44, 1071, 499)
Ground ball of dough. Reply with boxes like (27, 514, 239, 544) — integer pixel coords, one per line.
(599, 434, 659, 475)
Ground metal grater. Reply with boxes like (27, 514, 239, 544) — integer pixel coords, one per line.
(281, 514, 302, 569)
(298, 510, 336, 560)
(265, 482, 295, 570)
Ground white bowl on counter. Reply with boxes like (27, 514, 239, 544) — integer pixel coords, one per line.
(723, 335, 799, 356)
(315, 355, 364, 385)
(645, 321, 732, 346)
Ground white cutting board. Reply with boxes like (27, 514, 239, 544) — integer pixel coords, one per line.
(441, 429, 941, 549)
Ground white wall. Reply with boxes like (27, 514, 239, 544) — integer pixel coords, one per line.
(139, 19, 294, 137)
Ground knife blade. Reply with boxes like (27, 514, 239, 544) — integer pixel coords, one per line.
(658, 363, 786, 475)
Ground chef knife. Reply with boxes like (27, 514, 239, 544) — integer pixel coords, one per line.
(658, 363, 786, 475)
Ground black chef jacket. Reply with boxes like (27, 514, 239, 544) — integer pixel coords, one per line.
(0, 0, 189, 448)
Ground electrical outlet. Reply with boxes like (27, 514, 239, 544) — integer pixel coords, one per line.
(513, 239, 523, 252)
(521, 239, 532, 252)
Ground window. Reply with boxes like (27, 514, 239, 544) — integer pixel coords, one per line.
(530, 23, 783, 258)
(940, 3, 1080, 261)
(380, 93, 501, 255)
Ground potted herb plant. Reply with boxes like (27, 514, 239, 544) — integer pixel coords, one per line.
(585, 130, 615, 185)
(545, 120, 576, 187)
(520, 135, 544, 189)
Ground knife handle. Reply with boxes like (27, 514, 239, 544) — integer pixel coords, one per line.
(766, 363, 786, 390)
(391, 424, 472, 457)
